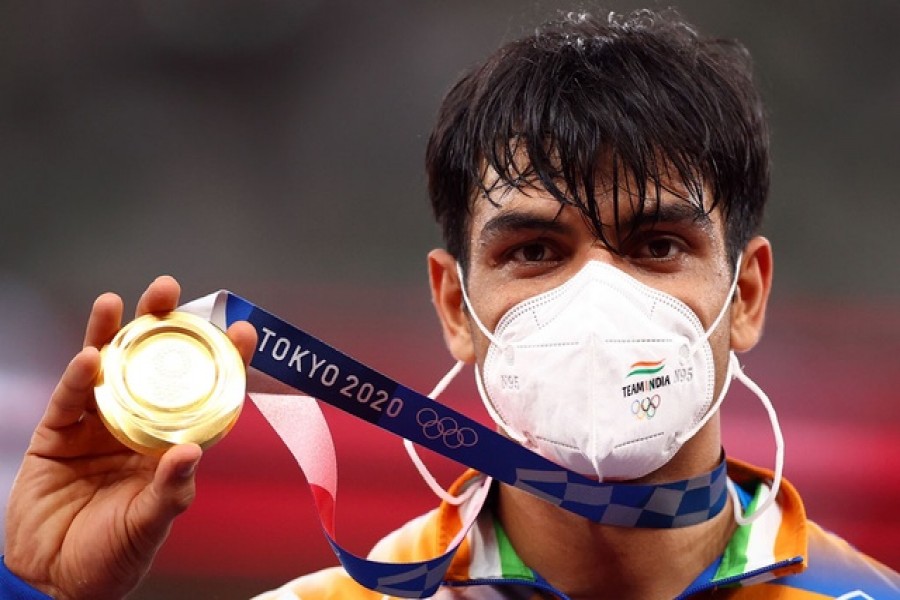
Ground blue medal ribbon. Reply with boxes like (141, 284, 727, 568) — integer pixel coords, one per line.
(223, 292, 727, 528)
(183, 291, 728, 597)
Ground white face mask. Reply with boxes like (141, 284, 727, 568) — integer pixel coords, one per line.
(460, 259, 739, 481)
(405, 256, 784, 525)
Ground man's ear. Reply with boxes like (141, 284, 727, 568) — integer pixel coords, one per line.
(428, 249, 476, 364)
(731, 236, 774, 352)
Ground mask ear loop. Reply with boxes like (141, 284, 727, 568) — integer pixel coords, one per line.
(675, 253, 739, 451)
(455, 262, 504, 347)
(402, 360, 482, 506)
(727, 357, 785, 526)
(684, 254, 785, 524)
(401, 263, 503, 506)
(690, 252, 743, 354)
(454, 263, 530, 445)
(676, 351, 737, 446)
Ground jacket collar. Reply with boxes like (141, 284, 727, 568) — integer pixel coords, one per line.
(435, 458, 807, 597)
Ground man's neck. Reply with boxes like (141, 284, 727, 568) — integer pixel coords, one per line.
(494, 427, 735, 600)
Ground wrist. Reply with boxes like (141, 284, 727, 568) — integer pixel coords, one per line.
(0, 557, 53, 600)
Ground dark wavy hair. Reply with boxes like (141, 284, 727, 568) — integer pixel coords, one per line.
(426, 9, 769, 270)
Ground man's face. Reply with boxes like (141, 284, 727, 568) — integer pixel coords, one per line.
(461, 181, 737, 396)
(428, 173, 772, 480)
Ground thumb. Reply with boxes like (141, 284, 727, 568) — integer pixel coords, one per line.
(128, 444, 202, 555)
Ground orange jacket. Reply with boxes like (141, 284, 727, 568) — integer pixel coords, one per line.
(256, 458, 899, 599)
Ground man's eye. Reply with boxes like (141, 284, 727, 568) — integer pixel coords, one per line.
(641, 238, 679, 259)
(512, 243, 553, 262)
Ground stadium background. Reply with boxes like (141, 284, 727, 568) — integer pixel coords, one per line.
(0, 1, 897, 597)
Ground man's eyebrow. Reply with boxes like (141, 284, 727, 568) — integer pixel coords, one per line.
(477, 201, 713, 246)
(479, 211, 575, 242)
(619, 201, 714, 233)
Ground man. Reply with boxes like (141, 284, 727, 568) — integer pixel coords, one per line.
(2, 9, 898, 600)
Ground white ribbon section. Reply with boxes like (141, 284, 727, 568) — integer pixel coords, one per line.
(179, 290, 229, 330)
(250, 393, 338, 505)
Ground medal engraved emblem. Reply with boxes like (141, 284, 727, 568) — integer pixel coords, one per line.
(95, 311, 246, 455)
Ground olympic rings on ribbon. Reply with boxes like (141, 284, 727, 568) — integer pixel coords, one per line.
(631, 394, 661, 420)
(416, 408, 478, 449)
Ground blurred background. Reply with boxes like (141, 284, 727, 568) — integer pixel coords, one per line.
(1, 0, 897, 597)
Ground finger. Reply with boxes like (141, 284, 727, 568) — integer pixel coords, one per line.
(226, 321, 258, 367)
(135, 275, 181, 318)
(128, 444, 202, 552)
(83, 293, 124, 349)
(42, 347, 102, 430)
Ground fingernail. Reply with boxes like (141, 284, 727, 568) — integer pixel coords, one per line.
(178, 457, 201, 479)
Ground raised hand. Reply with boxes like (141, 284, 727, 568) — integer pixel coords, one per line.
(3, 276, 256, 600)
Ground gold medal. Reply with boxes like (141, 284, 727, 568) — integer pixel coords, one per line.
(95, 311, 246, 456)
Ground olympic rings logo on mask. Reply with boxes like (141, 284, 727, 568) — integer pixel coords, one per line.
(416, 408, 479, 449)
(631, 394, 661, 420)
